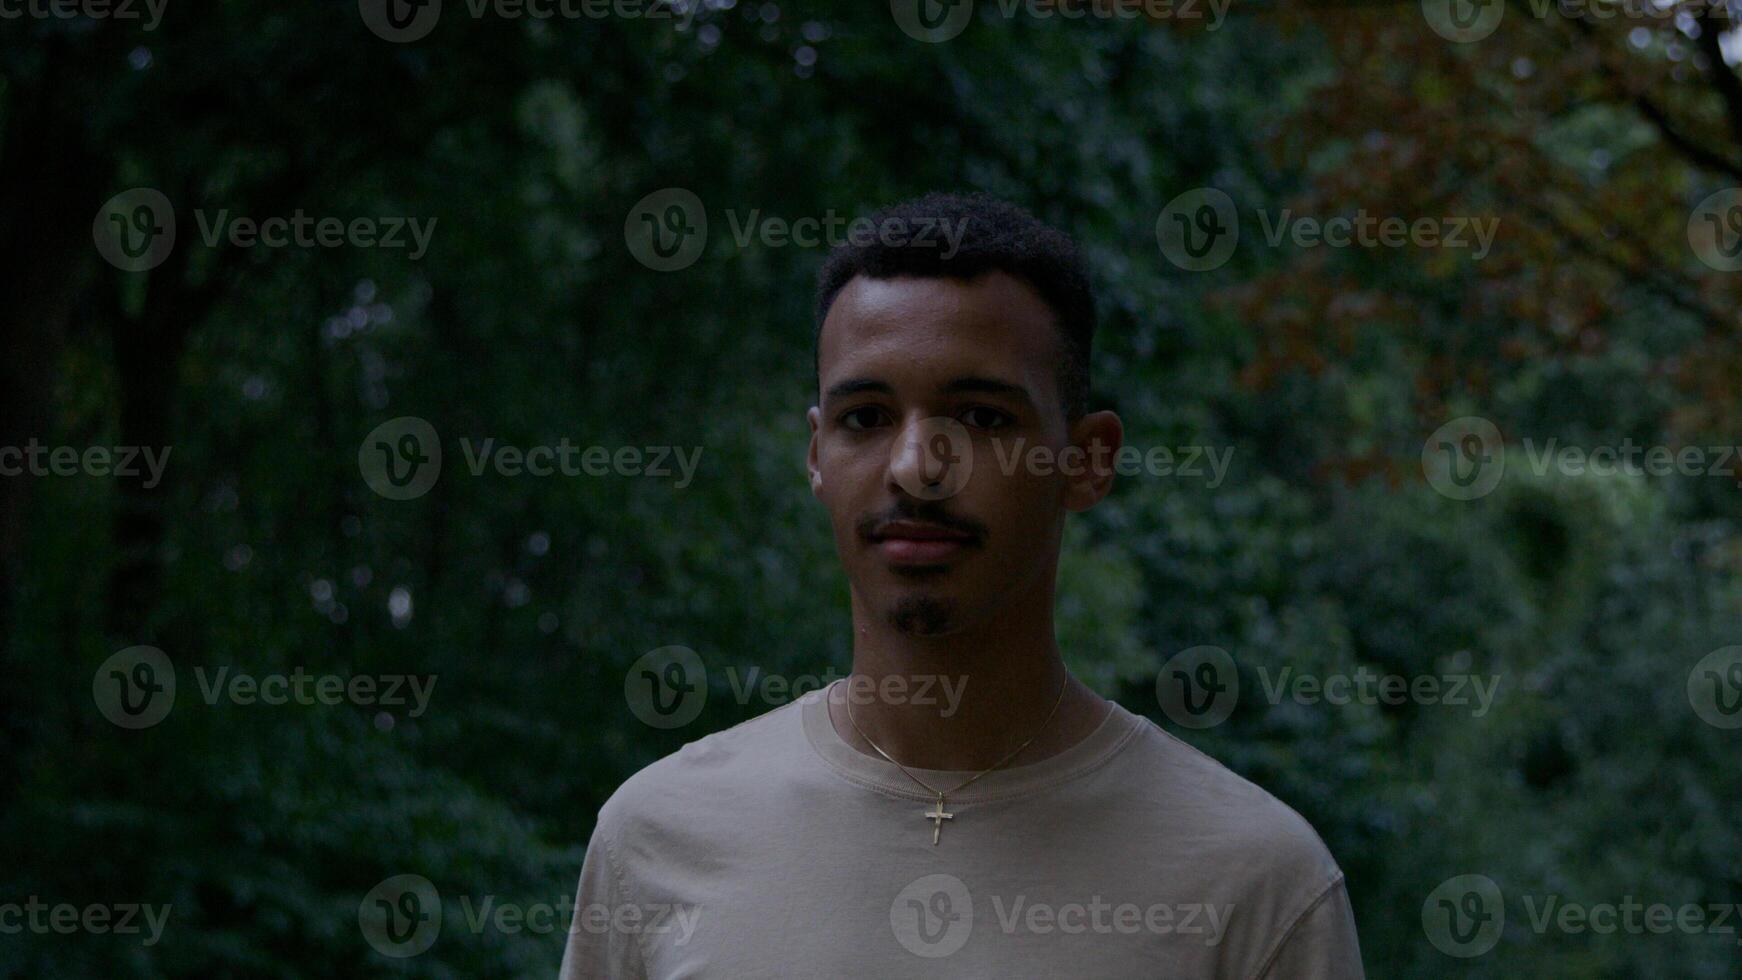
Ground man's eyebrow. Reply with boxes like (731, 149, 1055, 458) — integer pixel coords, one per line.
(823, 378, 892, 402)
(821, 375, 1036, 405)
(942, 376, 1034, 403)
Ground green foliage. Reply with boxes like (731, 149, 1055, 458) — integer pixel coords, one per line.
(2, 5, 1738, 978)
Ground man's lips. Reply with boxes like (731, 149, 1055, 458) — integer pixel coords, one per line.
(867, 520, 977, 565)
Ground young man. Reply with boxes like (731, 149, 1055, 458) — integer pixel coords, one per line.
(559, 193, 1364, 977)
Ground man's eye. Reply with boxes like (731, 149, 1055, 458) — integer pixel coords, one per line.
(960, 406, 1013, 430)
(840, 406, 887, 431)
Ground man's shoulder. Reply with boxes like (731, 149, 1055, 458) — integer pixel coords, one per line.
(1112, 709, 1344, 888)
(593, 695, 812, 836)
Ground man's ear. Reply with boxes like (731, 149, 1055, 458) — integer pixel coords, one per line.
(1063, 410, 1122, 512)
(806, 406, 824, 497)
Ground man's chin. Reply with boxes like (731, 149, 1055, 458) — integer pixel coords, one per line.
(885, 593, 960, 636)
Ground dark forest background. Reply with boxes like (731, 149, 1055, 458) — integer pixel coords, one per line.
(2, 0, 1740, 976)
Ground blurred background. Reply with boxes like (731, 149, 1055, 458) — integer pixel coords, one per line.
(3, 0, 1741, 976)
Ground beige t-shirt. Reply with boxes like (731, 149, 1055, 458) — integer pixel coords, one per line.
(559, 681, 1363, 979)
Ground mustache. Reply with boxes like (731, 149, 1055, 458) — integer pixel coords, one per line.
(855, 500, 989, 543)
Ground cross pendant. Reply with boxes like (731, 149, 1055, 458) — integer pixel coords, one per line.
(922, 795, 954, 845)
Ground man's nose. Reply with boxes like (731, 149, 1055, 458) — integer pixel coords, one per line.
(886, 416, 969, 501)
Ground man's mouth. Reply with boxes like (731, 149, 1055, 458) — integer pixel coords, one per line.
(866, 519, 978, 566)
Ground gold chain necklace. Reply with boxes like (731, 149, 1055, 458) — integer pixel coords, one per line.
(842, 672, 1069, 845)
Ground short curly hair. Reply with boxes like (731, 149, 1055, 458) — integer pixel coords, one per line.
(813, 192, 1095, 419)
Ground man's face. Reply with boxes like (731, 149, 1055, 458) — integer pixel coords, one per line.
(808, 271, 1116, 638)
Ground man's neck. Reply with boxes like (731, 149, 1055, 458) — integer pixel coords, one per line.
(826, 591, 1112, 773)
